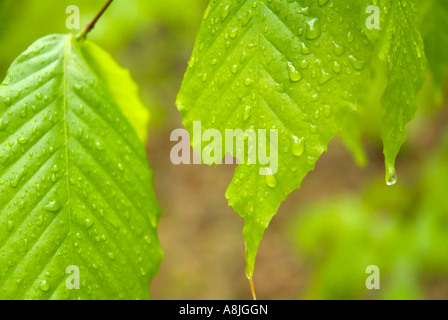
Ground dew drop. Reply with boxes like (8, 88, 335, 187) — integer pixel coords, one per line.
(221, 5, 230, 21)
(333, 61, 342, 74)
(387, 171, 398, 186)
(324, 105, 332, 118)
(300, 42, 311, 55)
(299, 60, 309, 69)
(244, 78, 254, 86)
(333, 41, 345, 57)
(318, 70, 333, 85)
(44, 199, 61, 212)
(291, 135, 305, 157)
(94, 141, 105, 151)
(348, 55, 366, 71)
(6, 220, 14, 232)
(305, 18, 321, 40)
(11, 168, 27, 188)
(230, 27, 239, 39)
(346, 31, 355, 43)
(36, 215, 44, 227)
(265, 173, 277, 188)
(39, 279, 50, 292)
(287, 62, 303, 82)
(243, 105, 251, 122)
(83, 218, 94, 229)
(0, 119, 9, 131)
(203, 7, 211, 20)
(20, 106, 28, 118)
(18, 137, 28, 145)
(240, 50, 248, 63)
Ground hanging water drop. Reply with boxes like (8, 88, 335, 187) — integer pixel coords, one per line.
(387, 171, 398, 186)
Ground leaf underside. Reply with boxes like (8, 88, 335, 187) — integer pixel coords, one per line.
(365, 0, 426, 182)
(177, 0, 373, 277)
(0, 34, 162, 299)
(418, 0, 448, 94)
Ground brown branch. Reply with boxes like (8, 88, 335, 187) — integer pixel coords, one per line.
(77, 0, 114, 40)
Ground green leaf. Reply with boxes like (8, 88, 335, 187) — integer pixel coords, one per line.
(177, 0, 373, 279)
(418, 0, 448, 97)
(364, 0, 426, 183)
(0, 34, 162, 299)
(80, 41, 150, 143)
(339, 112, 367, 167)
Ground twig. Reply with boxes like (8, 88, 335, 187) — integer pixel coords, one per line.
(77, 0, 114, 40)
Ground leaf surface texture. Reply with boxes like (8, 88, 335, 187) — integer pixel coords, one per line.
(0, 34, 162, 299)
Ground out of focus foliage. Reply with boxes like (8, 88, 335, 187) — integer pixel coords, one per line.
(289, 1, 448, 300)
(291, 128, 448, 299)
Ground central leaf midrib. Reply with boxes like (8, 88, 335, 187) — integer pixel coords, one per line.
(62, 34, 76, 300)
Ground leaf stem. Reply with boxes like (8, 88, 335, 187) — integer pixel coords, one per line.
(77, 0, 114, 40)
(249, 276, 257, 300)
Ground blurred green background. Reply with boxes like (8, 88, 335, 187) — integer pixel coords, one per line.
(1, 0, 447, 299)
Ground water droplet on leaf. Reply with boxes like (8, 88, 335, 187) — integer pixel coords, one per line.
(287, 62, 303, 82)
